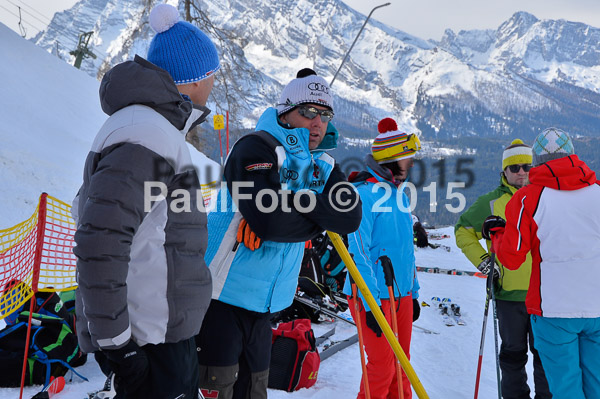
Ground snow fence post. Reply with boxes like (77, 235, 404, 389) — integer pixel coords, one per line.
(19, 192, 48, 399)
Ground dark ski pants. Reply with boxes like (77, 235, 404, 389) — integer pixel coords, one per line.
(349, 295, 413, 399)
(95, 337, 199, 399)
(496, 299, 552, 399)
(196, 300, 271, 399)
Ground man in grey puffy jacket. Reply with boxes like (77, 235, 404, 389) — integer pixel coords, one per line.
(72, 4, 218, 398)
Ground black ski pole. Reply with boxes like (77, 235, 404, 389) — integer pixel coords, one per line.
(473, 253, 495, 399)
(490, 273, 502, 399)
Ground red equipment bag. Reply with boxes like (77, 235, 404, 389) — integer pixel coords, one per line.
(268, 318, 320, 392)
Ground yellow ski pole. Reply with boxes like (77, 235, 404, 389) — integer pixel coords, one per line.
(327, 231, 430, 399)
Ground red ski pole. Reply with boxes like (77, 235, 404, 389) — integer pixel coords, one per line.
(351, 277, 371, 399)
(474, 253, 496, 399)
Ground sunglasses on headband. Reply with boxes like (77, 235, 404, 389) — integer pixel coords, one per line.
(507, 164, 532, 173)
(296, 105, 334, 123)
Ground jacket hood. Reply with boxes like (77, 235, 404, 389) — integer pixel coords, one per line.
(529, 155, 597, 190)
(315, 122, 338, 152)
(257, 109, 338, 156)
(99, 55, 195, 131)
(348, 154, 395, 185)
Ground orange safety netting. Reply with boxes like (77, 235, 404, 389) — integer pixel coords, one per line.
(0, 193, 77, 319)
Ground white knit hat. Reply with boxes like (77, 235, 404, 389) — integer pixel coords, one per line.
(276, 68, 333, 115)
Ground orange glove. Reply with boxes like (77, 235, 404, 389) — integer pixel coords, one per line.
(236, 218, 262, 251)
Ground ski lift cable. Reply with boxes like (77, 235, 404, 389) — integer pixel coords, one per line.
(3, 0, 106, 58)
(5, 0, 51, 28)
(0, 3, 45, 33)
(13, 0, 52, 23)
(2, 1, 132, 71)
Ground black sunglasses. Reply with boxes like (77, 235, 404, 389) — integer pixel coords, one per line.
(507, 164, 532, 173)
(297, 105, 334, 123)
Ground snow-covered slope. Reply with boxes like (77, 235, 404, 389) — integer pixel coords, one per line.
(0, 22, 103, 226)
(0, 22, 218, 228)
(34, 1, 600, 139)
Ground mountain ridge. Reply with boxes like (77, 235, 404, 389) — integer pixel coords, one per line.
(33, 0, 600, 140)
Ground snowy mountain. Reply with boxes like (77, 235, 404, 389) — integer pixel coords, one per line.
(33, 1, 600, 140)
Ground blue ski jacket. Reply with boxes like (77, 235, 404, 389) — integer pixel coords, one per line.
(205, 108, 361, 313)
(342, 155, 419, 310)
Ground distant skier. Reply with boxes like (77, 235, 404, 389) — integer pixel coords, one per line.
(455, 138, 551, 398)
(484, 128, 600, 399)
(412, 214, 429, 248)
(197, 68, 362, 398)
(71, 3, 219, 398)
(343, 117, 421, 399)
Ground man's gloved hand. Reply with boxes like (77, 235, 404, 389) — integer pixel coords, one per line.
(413, 298, 421, 322)
(365, 309, 383, 337)
(236, 218, 262, 251)
(104, 340, 149, 395)
(478, 256, 500, 280)
(481, 215, 506, 241)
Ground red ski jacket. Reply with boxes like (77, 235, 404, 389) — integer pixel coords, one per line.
(493, 155, 600, 317)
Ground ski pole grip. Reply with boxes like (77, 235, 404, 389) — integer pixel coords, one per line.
(379, 255, 395, 287)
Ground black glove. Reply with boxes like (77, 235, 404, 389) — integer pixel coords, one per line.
(413, 298, 421, 322)
(365, 309, 383, 337)
(478, 256, 500, 280)
(104, 340, 149, 394)
(481, 215, 506, 241)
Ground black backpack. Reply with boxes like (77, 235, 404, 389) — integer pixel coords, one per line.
(0, 290, 87, 387)
(311, 232, 348, 294)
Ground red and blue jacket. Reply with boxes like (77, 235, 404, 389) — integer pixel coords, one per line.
(493, 155, 600, 317)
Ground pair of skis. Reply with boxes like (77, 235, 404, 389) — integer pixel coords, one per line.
(417, 266, 486, 278)
(431, 297, 466, 326)
(295, 292, 439, 334)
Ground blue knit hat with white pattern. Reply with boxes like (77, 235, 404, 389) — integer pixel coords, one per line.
(147, 4, 220, 85)
(532, 127, 575, 166)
